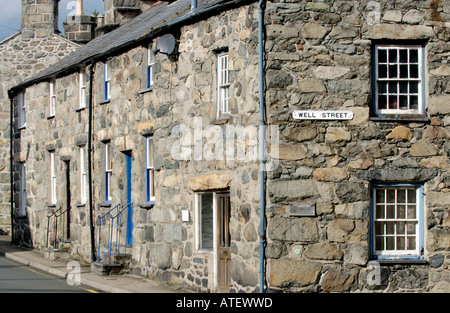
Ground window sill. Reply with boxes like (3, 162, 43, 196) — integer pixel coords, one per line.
(76, 203, 86, 207)
(46, 203, 56, 208)
(74, 107, 86, 112)
(213, 114, 231, 125)
(18, 125, 26, 130)
(99, 99, 110, 105)
(139, 87, 153, 94)
(370, 115, 430, 123)
(99, 202, 112, 208)
(139, 202, 155, 209)
(47, 115, 55, 120)
(374, 259, 428, 265)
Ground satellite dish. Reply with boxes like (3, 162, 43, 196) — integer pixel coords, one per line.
(155, 34, 176, 55)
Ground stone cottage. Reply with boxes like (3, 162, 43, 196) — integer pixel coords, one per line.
(0, 0, 82, 237)
(8, 0, 450, 293)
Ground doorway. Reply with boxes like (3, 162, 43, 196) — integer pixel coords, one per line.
(125, 153, 133, 246)
(196, 191, 231, 292)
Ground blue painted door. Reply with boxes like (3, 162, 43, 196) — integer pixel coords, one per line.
(126, 153, 133, 245)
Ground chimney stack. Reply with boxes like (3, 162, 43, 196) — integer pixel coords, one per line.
(63, 0, 96, 44)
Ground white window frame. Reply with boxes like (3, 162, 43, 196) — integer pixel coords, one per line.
(147, 43, 154, 89)
(145, 136, 155, 203)
(17, 91, 26, 128)
(80, 146, 87, 204)
(104, 61, 112, 101)
(49, 80, 56, 117)
(195, 192, 216, 253)
(371, 184, 424, 259)
(19, 163, 27, 216)
(79, 70, 87, 109)
(105, 142, 112, 203)
(217, 52, 230, 118)
(374, 44, 424, 116)
(50, 151, 56, 204)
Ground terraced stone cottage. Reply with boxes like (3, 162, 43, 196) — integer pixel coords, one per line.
(7, 0, 450, 292)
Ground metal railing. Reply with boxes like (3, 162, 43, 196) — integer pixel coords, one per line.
(46, 207, 69, 249)
(97, 202, 132, 264)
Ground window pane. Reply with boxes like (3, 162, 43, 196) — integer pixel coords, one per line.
(400, 65, 408, 78)
(388, 49, 397, 63)
(410, 82, 419, 93)
(399, 49, 408, 63)
(397, 236, 405, 250)
(399, 96, 408, 109)
(397, 221, 406, 234)
(410, 96, 418, 110)
(397, 189, 406, 203)
(397, 205, 406, 219)
(376, 205, 385, 219)
(376, 236, 384, 250)
(407, 205, 416, 219)
(201, 193, 214, 250)
(375, 221, 384, 235)
(399, 82, 408, 94)
(386, 236, 395, 250)
(410, 64, 418, 78)
(378, 65, 387, 78)
(387, 205, 395, 219)
(407, 236, 416, 250)
(389, 82, 398, 93)
(389, 96, 398, 109)
(387, 189, 396, 203)
(386, 222, 395, 234)
(375, 189, 385, 203)
(378, 82, 387, 94)
(389, 65, 398, 78)
(410, 49, 418, 63)
(378, 95, 387, 110)
(407, 189, 416, 203)
(378, 49, 387, 63)
(407, 222, 416, 234)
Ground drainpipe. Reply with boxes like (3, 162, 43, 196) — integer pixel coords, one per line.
(88, 60, 96, 262)
(191, 0, 197, 11)
(8, 91, 14, 245)
(258, 0, 266, 294)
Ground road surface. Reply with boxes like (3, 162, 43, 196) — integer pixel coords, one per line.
(0, 254, 100, 293)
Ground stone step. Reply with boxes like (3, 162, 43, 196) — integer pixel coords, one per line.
(44, 248, 71, 261)
(91, 261, 125, 276)
(92, 249, 132, 276)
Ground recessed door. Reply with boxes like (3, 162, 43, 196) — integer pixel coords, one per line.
(217, 193, 231, 292)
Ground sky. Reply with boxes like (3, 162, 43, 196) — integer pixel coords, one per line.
(0, 0, 105, 41)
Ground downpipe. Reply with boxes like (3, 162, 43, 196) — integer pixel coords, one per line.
(258, 0, 266, 294)
(88, 60, 96, 262)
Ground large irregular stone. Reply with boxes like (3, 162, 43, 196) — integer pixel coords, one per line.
(313, 167, 348, 182)
(268, 216, 319, 243)
(188, 173, 233, 191)
(269, 258, 322, 287)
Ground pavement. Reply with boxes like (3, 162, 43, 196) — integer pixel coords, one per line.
(0, 235, 186, 293)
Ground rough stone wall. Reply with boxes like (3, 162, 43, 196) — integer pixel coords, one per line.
(265, 0, 450, 292)
(0, 32, 79, 237)
(12, 0, 450, 293)
(16, 3, 263, 292)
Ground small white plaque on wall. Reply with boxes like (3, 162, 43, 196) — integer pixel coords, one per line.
(182, 210, 190, 222)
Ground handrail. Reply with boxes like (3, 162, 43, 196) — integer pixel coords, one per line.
(97, 202, 133, 263)
(46, 207, 69, 249)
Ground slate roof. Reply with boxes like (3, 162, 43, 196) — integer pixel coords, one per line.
(10, 0, 250, 93)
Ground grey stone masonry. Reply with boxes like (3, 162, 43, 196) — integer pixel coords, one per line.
(8, 0, 450, 293)
(0, 0, 80, 237)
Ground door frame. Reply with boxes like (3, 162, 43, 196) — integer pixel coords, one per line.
(195, 191, 231, 292)
(125, 152, 133, 246)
